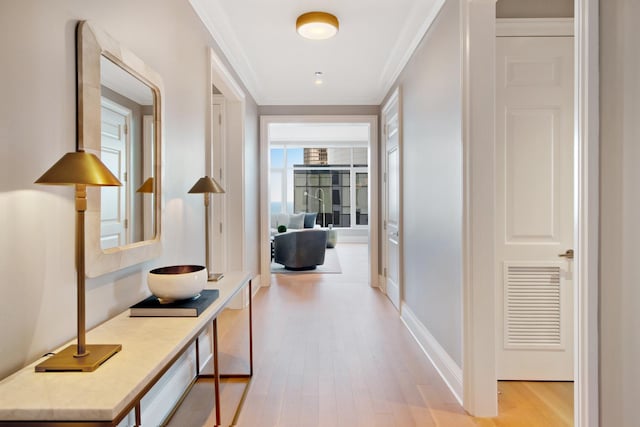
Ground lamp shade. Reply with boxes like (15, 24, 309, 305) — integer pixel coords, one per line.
(35, 151, 121, 187)
(136, 177, 154, 193)
(296, 12, 339, 40)
(188, 176, 225, 194)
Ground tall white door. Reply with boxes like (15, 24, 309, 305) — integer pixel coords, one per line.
(100, 99, 130, 249)
(383, 91, 401, 311)
(210, 95, 227, 274)
(496, 36, 574, 380)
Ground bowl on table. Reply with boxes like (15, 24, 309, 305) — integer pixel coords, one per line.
(147, 265, 207, 303)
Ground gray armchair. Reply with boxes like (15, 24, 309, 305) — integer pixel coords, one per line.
(273, 229, 327, 270)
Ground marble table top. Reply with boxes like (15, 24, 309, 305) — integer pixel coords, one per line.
(0, 271, 251, 422)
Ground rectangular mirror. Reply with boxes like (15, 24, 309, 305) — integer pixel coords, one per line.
(77, 21, 162, 277)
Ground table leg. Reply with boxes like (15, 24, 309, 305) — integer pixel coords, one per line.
(213, 318, 221, 426)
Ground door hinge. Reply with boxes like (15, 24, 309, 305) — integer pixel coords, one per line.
(218, 114, 222, 125)
(123, 123, 128, 135)
(383, 172, 387, 183)
(383, 220, 387, 230)
(219, 222, 223, 234)
(123, 171, 127, 182)
(219, 168, 223, 180)
(124, 219, 128, 229)
(383, 267, 387, 277)
(383, 124, 387, 136)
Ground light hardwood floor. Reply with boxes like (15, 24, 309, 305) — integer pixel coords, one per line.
(172, 243, 573, 426)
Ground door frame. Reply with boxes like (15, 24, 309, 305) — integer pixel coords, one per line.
(259, 115, 379, 288)
(208, 47, 247, 275)
(380, 87, 403, 308)
(461, 0, 600, 425)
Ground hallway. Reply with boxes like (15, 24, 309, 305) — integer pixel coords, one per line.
(229, 244, 473, 426)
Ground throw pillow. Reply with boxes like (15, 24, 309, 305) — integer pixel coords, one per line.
(303, 212, 317, 228)
(288, 212, 305, 229)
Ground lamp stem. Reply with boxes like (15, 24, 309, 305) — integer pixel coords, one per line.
(204, 193, 211, 275)
(75, 184, 89, 358)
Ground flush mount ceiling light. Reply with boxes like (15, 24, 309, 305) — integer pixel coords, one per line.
(314, 71, 324, 85)
(296, 12, 339, 40)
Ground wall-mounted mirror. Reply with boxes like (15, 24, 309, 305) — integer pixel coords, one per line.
(77, 21, 162, 277)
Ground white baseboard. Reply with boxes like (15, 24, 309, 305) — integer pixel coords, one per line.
(400, 303, 463, 405)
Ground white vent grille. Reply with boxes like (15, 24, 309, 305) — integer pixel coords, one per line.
(505, 265, 562, 348)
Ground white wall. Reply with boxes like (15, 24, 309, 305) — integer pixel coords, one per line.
(0, 0, 258, 380)
(381, 0, 463, 366)
(600, 0, 640, 424)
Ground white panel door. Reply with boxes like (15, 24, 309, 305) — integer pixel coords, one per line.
(383, 93, 401, 310)
(496, 36, 574, 380)
(100, 100, 129, 250)
(210, 96, 227, 275)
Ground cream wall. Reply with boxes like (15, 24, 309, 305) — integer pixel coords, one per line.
(382, 0, 463, 365)
(0, 0, 258, 379)
(600, 0, 640, 424)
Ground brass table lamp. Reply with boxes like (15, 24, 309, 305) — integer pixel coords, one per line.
(34, 150, 123, 372)
(188, 176, 225, 281)
(136, 177, 154, 193)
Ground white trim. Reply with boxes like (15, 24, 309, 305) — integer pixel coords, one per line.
(401, 303, 463, 404)
(461, 0, 498, 417)
(190, 0, 261, 103)
(209, 48, 245, 103)
(574, 0, 599, 425)
(208, 48, 247, 276)
(378, 0, 446, 103)
(462, 1, 600, 424)
(380, 87, 403, 311)
(496, 18, 574, 37)
(260, 115, 378, 288)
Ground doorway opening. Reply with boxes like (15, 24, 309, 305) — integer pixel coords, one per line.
(259, 116, 379, 287)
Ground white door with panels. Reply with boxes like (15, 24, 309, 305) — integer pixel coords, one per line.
(100, 99, 131, 250)
(496, 36, 574, 380)
(382, 90, 401, 311)
(210, 95, 227, 275)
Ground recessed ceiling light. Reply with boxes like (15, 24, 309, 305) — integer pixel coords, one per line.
(296, 12, 339, 40)
(314, 71, 324, 85)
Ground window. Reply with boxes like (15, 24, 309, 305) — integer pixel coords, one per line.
(270, 146, 369, 228)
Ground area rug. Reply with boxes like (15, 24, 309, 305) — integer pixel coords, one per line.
(271, 247, 342, 274)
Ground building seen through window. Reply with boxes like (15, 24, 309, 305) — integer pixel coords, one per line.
(271, 147, 368, 228)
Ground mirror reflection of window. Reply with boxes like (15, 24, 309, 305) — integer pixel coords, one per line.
(99, 55, 155, 249)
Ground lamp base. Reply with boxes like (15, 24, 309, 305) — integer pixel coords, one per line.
(35, 344, 122, 372)
(208, 272, 224, 282)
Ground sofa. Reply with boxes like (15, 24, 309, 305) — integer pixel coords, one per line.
(273, 228, 327, 270)
(270, 212, 319, 235)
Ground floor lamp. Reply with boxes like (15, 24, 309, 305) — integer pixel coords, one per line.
(188, 176, 225, 281)
(34, 150, 123, 372)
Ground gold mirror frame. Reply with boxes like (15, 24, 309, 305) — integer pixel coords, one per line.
(77, 21, 162, 277)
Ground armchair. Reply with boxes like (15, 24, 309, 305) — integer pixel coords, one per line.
(273, 229, 327, 270)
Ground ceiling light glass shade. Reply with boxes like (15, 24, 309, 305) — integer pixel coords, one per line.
(188, 176, 225, 194)
(296, 12, 339, 40)
(35, 151, 121, 186)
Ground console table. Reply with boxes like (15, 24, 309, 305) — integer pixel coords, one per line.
(0, 271, 253, 426)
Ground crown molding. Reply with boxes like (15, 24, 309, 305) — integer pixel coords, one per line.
(376, 0, 446, 104)
(189, 0, 263, 103)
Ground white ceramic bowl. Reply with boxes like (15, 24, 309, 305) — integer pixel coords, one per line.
(147, 265, 207, 303)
